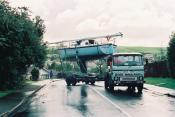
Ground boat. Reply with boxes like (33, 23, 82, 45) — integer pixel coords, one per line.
(56, 32, 123, 61)
(58, 41, 117, 60)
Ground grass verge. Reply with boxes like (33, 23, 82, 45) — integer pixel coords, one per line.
(25, 80, 35, 85)
(0, 91, 14, 98)
(0, 80, 35, 98)
(145, 77, 175, 90)
(0, 92, 9, 98)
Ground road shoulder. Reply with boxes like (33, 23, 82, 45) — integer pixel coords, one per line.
(0, 79, 53, 117)
(144, 84, 175, 98)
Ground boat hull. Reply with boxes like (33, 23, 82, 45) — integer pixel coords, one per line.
(58, 44, 117, 60)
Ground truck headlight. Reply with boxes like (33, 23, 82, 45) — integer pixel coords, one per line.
(116, 77, 120, 81)
(138, 76, 143, 81)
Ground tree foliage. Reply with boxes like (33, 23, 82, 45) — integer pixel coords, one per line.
(0, 1, 47, 90)
(154, 48, 167, 61)
(48, 62, 75, 72)
(167, 33, 175, 78)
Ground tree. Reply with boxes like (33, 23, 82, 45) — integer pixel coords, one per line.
(154, 48, 167, 61)
(167, 32, 175, 78)
(0, 1, 47, 90)
(48, 62, 74, 72)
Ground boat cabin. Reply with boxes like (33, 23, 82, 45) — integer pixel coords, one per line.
(71, 39, 98, 47)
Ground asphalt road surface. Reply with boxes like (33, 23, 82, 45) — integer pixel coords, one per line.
(14, 80, 175, 117)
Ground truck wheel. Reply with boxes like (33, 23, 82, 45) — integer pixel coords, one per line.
(90, 81, 95, 85)
(104, 73, 109, 90)
(104, 80, 109, 90)
(127, 86, 135, 92)
(137, 84, 143, 94)
(131, 86, 136, 92)
(127, 86, 132, 92)
(109, 85, 114, 92)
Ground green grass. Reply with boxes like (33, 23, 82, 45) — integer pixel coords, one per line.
(0, 80, 35, 98)
(25, 80, 35, 84)
(0, 92, 9, 98)
(0, 91, 14, 98)
(118, 46, 167, 54)
(145, 77, 175, 89)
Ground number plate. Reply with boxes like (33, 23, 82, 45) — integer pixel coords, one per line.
(120, 77, 137, 81)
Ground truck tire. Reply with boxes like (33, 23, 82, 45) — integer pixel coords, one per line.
(104, 80, 109, 90)
(127, 86, 135, 92)
(109, 85, 114, 92)
(104, 73, 110, 90)
(132, 86, 136, 92)
(127, 86, 132, 92)
(137, 84, 143, 94)
(90, 81, 95, 85)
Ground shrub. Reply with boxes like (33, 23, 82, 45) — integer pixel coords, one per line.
(31, 68, 39, 81)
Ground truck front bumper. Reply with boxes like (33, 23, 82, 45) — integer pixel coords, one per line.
(111, 80, 144, 86)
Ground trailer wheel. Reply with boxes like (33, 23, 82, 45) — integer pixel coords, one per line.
(85, 78, 89, 84)
(72, 81, 77, 86)
(137, 84, 143, 94)
(85, 81, 89, 84)
(72, 78, 77, 86)
(66, 81, 71, 86)
(90, 81, 95, 85)
(66, 77, 71, 86)
(72, 82, 76, 86)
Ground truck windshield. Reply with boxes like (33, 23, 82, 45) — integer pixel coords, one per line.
(113, 55, 143, 66)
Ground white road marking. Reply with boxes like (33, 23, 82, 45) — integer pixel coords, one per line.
(89, 86, 133, 117)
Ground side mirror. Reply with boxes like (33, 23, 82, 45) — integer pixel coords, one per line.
(145, 58, 148, 65)
(107, 57, 112, 66)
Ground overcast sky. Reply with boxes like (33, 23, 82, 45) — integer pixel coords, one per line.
(8, 0, 175, 47)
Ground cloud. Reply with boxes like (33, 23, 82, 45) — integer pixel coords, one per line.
(8, 0, 175, 47)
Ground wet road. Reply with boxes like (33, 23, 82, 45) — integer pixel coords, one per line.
(15, 80, 175, 117)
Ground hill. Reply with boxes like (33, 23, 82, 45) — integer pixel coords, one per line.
(118, 46, 167, 54)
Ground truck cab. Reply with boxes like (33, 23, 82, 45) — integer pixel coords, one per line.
(105, 53, 144, 93)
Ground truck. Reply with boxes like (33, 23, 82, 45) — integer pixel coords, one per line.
(104, 53, 144, 93)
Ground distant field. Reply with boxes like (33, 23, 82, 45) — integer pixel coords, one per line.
(118, 46, 167, 54)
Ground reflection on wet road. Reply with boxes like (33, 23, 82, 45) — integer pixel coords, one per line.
(66, 85, 90, 117)
(93, 82, 175, 117)
(14, 80, 175, 117)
